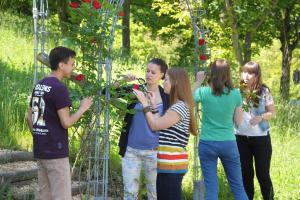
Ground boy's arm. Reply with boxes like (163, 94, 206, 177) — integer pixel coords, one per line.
(27, 107, 33, 132)
(57, 97, 93, 129)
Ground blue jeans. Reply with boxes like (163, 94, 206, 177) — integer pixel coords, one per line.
(199, 140, 248, 200)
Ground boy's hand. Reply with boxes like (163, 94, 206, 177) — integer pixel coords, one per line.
(80, 97, 93, 112)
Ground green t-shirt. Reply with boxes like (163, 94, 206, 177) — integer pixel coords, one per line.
(193, 86, 242, 141)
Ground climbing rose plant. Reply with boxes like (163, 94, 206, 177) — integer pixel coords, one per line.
(66, 0, 135, 128)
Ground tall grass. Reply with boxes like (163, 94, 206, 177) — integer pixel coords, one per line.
(0, 11, 34, 150)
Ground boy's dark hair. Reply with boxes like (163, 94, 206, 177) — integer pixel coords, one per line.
(149, 58, 168, 79)
(49, 46, 76, 71)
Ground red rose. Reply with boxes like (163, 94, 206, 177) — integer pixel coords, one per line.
(82, 0, 91, 3)
(199, 55, 207, 61)
(132, 84, 139, 90)
(119, 11, 125, 17)
(75, 74, 85, 81)
(93, 0, 101, 9)
(70, 2, 79, 8)
(198, 39, 205, 46)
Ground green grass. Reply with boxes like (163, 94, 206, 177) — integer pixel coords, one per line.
(0, 10, 300, 199)
(271, 133, 300, 199)
(0, 11, 34, 150)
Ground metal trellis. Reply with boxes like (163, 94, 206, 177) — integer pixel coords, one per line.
(33, 0, 50, 85)
(85, 0, 124, 199)
(181, 0, 210, 199)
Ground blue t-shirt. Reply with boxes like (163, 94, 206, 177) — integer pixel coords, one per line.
(193, 86, 242, 141)
(30, 77, 71, 159)
(127, 103, 163, 150)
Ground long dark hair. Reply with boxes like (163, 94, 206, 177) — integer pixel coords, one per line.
(208, 59, 233, 96)
(167, 68, 197, 136)
(242, 61, 263, 91)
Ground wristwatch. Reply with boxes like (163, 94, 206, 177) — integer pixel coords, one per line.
(143, 106, 152, 114)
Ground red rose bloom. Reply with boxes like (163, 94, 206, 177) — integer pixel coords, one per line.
(119, 11, 125, 17)
(93, 0, 101, 9)
(132, 84, 139, 90)
(198, 39, 205, 46)
(82, 0, 91, 3)
(75, 74, 85, 81)
(70, 2, 79, 8)
(199, 55, 207, 61)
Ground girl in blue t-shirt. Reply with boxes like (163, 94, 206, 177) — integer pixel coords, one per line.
(118, 58, 169, 200)
(193, 59, 248, 200)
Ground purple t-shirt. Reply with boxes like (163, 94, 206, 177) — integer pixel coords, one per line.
(30, 77, 71, 159)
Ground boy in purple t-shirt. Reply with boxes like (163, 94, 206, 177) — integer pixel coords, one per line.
(27, 46, 93, 200)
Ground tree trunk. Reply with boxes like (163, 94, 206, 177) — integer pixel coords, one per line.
(244, 31, 252, 63)
(278, 6, 295, 101)
(224, 0, 244, 68)
(57, 0, 68, 36)
(280, 43, 292, 101)
(122, 0, 131, 56)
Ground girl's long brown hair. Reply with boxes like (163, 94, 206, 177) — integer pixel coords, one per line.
(242, 61, 263, 91)
(241, 61, 266, 107)
(167, 68, 197, 136)
(208, 59, 233, 96)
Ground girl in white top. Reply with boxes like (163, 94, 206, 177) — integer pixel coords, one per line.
(236, 61, 276, 200)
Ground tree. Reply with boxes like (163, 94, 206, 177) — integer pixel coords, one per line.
(205, 0, 277, 68)
(0, 0, 32, 15)
(122, 0, 132, 56)
(275, 0, 300, 100)
(56, 0, 69, 35)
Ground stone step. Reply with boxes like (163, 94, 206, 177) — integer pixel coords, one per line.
(8, 179, 37, 200)
(0, 150, 34, 163)
(7, 180, 89, 200)
(0, 161, 37, 183)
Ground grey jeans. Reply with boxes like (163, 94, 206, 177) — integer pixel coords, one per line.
(122, 146, 157, 200)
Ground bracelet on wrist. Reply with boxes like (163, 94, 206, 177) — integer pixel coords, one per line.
(143, 106, 152, 114)
(151, 109, 159, 114)
(151, 106, 157, 110)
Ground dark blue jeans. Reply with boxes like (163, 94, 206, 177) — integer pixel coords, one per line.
(199, 140, 248, 200)
(236, 135, 274, 200)
(156, 173, 184, 200)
